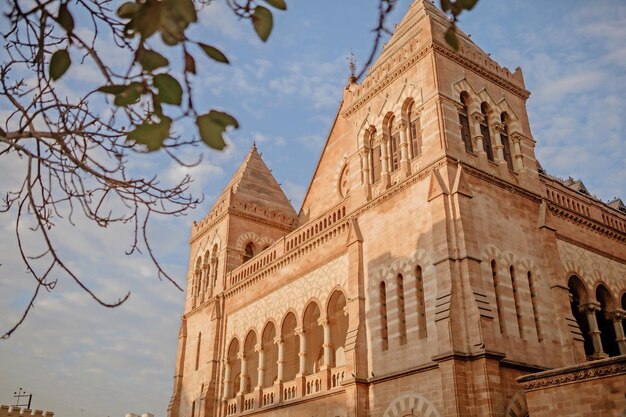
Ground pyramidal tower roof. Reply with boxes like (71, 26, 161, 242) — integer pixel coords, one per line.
(369, 0, 487, 73)
(220, 144, 296, 216)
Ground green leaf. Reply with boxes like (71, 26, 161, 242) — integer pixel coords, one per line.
(184, 52, 196, 74)
(117, 2, 140, 18)
(127, 116, 172, 151)
(159, 13, 186, 45)
(97, 84, 128, 94)
(56, 3, 75, 34)
(113, 82, 144, 106)
(49, 49, 71, 81)
(252, 6, 273, 42)
(171, 0, 197, 24)
(153, 74, 182, 105)
(135, 0, 164, 39)
(196, 111, 239, 150)
(264, 0, 287, 11)
(197, 43, 229, 64)
(137, 48, 169, 71)
(444, 25, 459, 51)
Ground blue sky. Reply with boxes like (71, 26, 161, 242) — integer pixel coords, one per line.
(0, 1, 624, 416)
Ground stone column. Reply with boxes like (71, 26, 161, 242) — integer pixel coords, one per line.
(397, 121, 410, 177)
(579, 302, 607, 359)
(238, 352, 247, 394)
(319, 318, 332, 369)
(256, 344, 265, 389)
(222, 360, 232, 400)
(492, 121, 505, 162)
(607, 309, 626, 355)
(379, 135, 391, 188)
(470, 112, 485, 155)
(360, 148, 372, 200)
(274, 336, 284, 383)
(295, 326, 306, 375)
(511, 133, 525, 172)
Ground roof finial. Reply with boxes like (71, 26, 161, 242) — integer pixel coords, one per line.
(347, 50, 357, 84)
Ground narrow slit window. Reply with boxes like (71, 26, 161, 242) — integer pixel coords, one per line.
(459, 93, 473, 152)
(379, 281, 389, 350)
(480, 102, 494, 161)
(397, 274, 407, 344)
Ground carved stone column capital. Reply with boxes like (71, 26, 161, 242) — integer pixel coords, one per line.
(579, 301, 601, 314)
(254, 343, 263, 353)
(294, 326, 305, 336)
(396, 121, 407, 131)
(317, 318, 330, 327)
(237, 352, 245, 360)
(492, 121, 504, 133)
(470, 111, 484, 124)
(606, 309, 626, 322)
(273, 336, 283, 345)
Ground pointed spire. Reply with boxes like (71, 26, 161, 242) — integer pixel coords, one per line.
(219, 144, 296, 217)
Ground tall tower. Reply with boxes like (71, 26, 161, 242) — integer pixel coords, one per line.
(168, 2, 626, 417)
(168, 145, 297, 417)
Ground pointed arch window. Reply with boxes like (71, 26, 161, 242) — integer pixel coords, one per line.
(459, 93, 473, 152)
(408, 105, 421, 158)
(492, 260, 505, 335)
(568, 276, 594, 357)
(415, 266, 427, 339)
(500, 112, 514, 170)
(396, 274, 407, 344)
(387, 115, 400, 172)
(480, 102, 494, 161)
(379, 281, 389, 350)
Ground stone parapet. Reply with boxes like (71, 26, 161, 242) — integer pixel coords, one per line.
(0, 406, 53, 417)
(518, 355, 626, 417)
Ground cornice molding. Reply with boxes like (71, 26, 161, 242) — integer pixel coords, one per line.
(432, 41, 530, 100)
(518, 356, 626, 391)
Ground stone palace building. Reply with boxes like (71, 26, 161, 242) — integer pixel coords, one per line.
(167, 1, 626, 416)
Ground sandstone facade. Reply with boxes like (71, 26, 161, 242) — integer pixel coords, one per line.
(167, 1, 626, 416)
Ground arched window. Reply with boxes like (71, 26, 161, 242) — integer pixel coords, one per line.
(261, 323, 277, 387)
(415, 266, 427, 339)
(480, 102, 494, 161)
(459, 93, 473, 152)
(510, 266, 524, 338)
(211, 244, 219, 287)
(195, 332, 202, 371)
(202, 251, 211, 292)
(596, 285, 619, 357)
(243, 331, 258, 393)
(303, 302, 323, 374)
(281, 313, 299, 381)
(527, 271, 543, 342)
(243, 242, 254, 263)
(193, 257, 202, 298)
(226, 339, 241, 399)
(397, 274, 407, 344)
(492, 261, 505, 335)
(407, 101, 421, 158)
(328, 290, 348, 367)
(379, 281, 389, 350)
(387, 115, 400, 172)
(568, 276, 594, 356)
(500, 112, 514, 170)
(369, 130, 382, 183)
